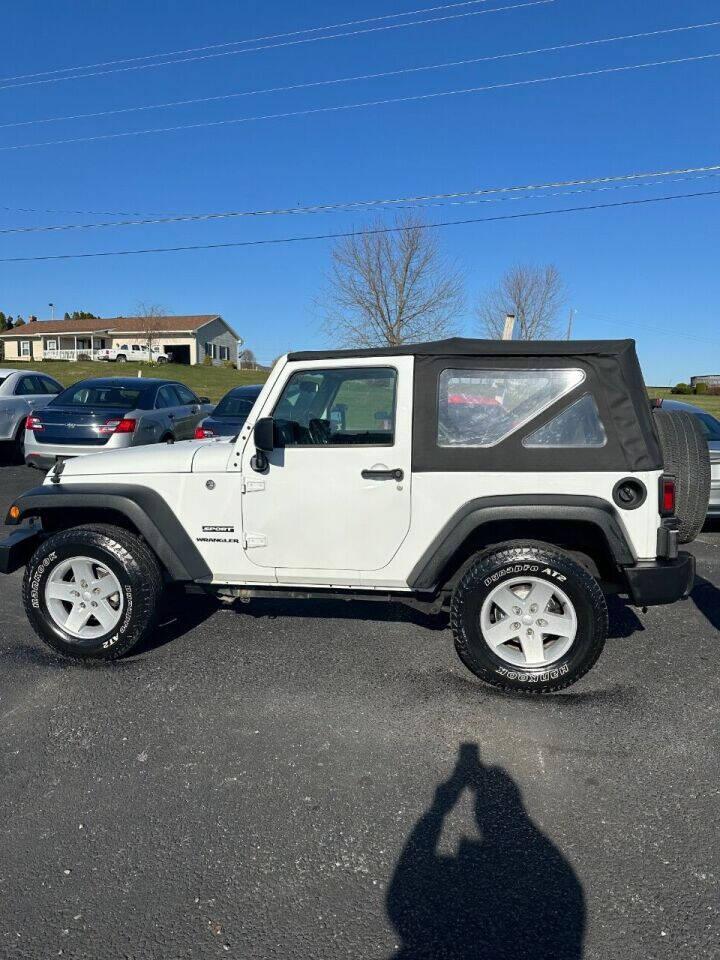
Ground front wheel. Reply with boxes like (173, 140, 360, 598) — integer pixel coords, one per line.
(451, 544, 608, 693)
(116, 355, 127, 363)
(23, 524, 163, 661)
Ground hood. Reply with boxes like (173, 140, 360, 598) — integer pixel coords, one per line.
(47, 440, 203, 480)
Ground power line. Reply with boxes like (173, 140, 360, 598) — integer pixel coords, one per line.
(584, 312, 720, 348)
(0, 0, 503, 83)
(1, 187, 718, 263)
(4, 18, 718, 130)
(2, 50, 718, 153)
(3, 167, 720, 235)
(3, 162, 719, 223)
(0, 1, 551, 92)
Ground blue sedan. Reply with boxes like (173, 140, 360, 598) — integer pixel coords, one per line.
(195, 384, 263, 439)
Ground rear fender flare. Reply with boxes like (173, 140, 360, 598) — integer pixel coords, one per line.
(407, 495, 636, 592)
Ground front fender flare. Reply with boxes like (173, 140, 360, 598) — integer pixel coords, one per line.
(6, 483, 211, 582)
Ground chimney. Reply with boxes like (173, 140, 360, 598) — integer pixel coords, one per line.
(29, 315, 38, 323)
(501, 314, 515, 341)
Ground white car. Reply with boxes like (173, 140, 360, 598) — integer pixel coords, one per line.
(0, 338, 707, 693)
(95, 344, 170, 364)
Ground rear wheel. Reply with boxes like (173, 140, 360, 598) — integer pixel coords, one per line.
(7, 422, 26, 465)
(653, 409, 710, 543)
(451, 544, 608, 693)
(23, 524, 163, 661)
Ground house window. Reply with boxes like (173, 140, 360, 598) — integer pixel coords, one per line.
(204, 342, 215, 359)
(46, 339, 57, 351)
(219, 346, 230, 361)
(20, 341, 31, 357)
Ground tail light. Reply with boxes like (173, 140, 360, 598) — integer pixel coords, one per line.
(99, 417, 136, 435)
(194, 425, 215, 439)
(659, 475, 676, 516)
(25, 414, 43, 432)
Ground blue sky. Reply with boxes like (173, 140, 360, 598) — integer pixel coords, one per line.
(2, 0, 719, 381)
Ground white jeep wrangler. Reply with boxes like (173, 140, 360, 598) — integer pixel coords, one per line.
(0, 339, 707, 693)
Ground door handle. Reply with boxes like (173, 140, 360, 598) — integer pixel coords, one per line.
(168, 413, 175, 420)
(362, 468, 404, 481)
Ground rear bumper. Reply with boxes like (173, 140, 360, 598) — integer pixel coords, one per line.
(623, 552, 696, 606)
(24, 434, 130, 469)
(0, 525, 42, 575)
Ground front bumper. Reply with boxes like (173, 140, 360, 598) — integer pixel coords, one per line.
(0, 525, 42, 575)
(624, 552, 696, 606)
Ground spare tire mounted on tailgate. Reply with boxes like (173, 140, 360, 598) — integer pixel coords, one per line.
(653, 408, 711, 543)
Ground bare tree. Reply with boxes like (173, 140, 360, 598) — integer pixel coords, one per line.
(320, 215, 464, 347)
(239, 347, 257, 370)
(135, 301, 166, 359)
(477, 264, 565, 340)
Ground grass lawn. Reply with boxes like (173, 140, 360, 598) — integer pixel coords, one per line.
(647, 387, 720, 418)
(31, 361, 268, 403)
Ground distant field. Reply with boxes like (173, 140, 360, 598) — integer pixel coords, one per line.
(647, 387, 720, 417)
(26, 361, 269, 403)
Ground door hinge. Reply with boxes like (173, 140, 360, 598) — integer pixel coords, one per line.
(241, 477, 266, 494)
(243, 533, 268, 549)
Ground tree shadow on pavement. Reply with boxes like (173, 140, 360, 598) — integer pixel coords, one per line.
(386, 743, 585, 960)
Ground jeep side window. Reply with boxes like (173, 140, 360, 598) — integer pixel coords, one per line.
(437, 368, 584, 448)
(523, 393, 607, 448)
(273, 367, 397, 446)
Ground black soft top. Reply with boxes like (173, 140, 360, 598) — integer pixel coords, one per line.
(288, 337, 636, 360)
(289, 338, 661, 473)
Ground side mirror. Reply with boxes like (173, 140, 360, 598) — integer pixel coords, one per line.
(198, 396, 211, 404)
(254, 417, 275, 452)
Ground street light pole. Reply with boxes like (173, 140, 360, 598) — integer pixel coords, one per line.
(48, 302, 55, 321)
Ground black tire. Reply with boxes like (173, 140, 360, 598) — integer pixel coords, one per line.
(22, 523, 163, 661)
(156, 356, 168, 364)
(116, 355, 127, 363)
(653, 409, 710, 543)
(160, 433, 175, 444)
(5, 422, 26, 465)
(451, 544, 608, 694)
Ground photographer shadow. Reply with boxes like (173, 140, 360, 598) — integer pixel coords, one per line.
(386, 743, 585, 959)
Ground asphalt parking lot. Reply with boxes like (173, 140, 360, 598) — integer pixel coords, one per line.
(1, 460, 718, 960)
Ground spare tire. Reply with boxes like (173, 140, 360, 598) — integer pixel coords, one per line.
(653, 409, 711, 543)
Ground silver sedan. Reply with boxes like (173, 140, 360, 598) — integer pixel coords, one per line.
(24, 376, 214, 470)
(0, 368, 63, 461)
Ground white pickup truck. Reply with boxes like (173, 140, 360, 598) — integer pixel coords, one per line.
(95, 344, 170, 364)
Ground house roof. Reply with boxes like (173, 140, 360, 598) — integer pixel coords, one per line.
(0, 314, 223, 337)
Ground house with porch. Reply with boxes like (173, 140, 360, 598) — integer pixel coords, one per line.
(0, 314, 242, 366)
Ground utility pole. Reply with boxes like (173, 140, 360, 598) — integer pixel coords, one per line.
(566, 308, 575, 340)
(501, 313, 516, 340)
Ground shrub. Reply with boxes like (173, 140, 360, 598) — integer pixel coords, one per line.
(671, 382, 692, 395)
(695, 382, 709, 394)
(202, 355, 213, 366)
(223, 360, 236, 369)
